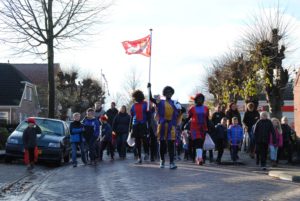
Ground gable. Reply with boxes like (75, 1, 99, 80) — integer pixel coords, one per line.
(0, 63, 31, 106)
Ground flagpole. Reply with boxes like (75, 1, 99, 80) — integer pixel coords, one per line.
(148, 28, 153, 110)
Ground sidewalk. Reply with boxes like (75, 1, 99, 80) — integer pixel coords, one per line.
(0, 163, 28, 190)
(218, 150, 300, 183)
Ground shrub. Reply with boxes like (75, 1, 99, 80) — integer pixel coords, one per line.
(0, 127, 9, 149)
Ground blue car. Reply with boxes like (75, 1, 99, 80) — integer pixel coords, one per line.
(5, 117, 71, 165)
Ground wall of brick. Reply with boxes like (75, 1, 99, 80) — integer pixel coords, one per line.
(294, 72, 300, 137)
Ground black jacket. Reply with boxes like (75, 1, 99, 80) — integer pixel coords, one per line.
(281, 124, 293, 144)
(211, 111, 226, 126)
(106, 108, 119, 126)
(215, 124, 227, 140)
(243, 110, 260, 131)
(226, 109, 241, 125)
(22, 126, 41, 149)
(112, 112, 131, 134)
(253, 119, 276, 144)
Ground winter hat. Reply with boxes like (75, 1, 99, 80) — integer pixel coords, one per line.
(27, 117, 36, 124)
(100, 115, 108, 122)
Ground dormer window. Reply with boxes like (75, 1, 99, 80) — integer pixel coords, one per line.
(24, 86, 32, 101)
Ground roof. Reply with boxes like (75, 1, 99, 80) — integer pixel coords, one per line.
(0, 63, 31, 106)
(12, 63, 61, 86)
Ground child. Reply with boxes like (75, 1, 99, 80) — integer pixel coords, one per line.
(182, 130, 189, 160)
(70, 113, 87, 167)
(215, 117, 228, 164)
(99, 115, 114, 161)
(227, 117, 243, 163)
(82, 108, 100, 165)
(269, 118, 283, 167)
(22, 117, 41, 170)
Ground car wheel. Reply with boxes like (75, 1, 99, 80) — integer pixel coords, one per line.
(55, 152, 64, 166)
(63, 150, 70, 163)
(4, 155, 13, 163)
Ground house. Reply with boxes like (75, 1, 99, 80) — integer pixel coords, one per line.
(12, 63, 61, 117)
(0, 63, 40, 125)
(294, 72, 300, 137)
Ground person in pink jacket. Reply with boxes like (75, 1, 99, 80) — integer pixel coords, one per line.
(269, 118, 283, 167)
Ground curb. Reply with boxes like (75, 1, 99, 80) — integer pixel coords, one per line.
(268, 171, 300, 183)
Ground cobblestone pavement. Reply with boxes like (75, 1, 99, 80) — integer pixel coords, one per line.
(9, 153, 298, 201)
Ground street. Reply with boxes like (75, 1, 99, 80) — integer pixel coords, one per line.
(1, 153, 300, 201)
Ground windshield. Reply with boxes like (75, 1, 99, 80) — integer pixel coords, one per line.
(16, 119, 64, 136)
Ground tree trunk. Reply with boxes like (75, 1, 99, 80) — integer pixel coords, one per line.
(47, 0, 55, 118)
(266, 87, 283, 120)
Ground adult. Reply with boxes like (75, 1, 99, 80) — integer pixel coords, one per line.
(148, 84, 181, 169)
(94, 101, 105, 120)
(105, 102, 119, 127)
(226, 102, 241, 126)
(130, 90, 149, 164)
(281, 116, 294, 164)
(182, 93, 209, 165)
(211, 105, 226, 126)
(253, 112, 276, 170)
(243, 102, 260, 157)
(112, 105, 131, 159)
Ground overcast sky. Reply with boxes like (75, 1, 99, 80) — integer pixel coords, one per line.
(1, 0, 300, 109)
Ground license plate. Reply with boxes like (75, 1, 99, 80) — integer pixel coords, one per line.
(38, 150, 42, 155)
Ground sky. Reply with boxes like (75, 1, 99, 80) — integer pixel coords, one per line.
(1, 0, 300, 109)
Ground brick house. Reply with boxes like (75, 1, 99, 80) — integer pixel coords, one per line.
(0, 63, 40, 125)
(12, 63, 61, 117)
(294, 72, 300, 138)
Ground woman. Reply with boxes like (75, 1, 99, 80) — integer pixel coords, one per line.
(281, 117, 294, 164)
(270, 118, 283, 167)
(182, 93, 209, 165)
(253, 112, 276, 170)
(113, 105, 131, 159)
(130, 90, 149, 164)
(243, 102, 260, 156)
(226, 102, 241, 126)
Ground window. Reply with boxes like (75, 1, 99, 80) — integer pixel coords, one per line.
(0, 112, 8, 125)
(24, 86, 32, 101)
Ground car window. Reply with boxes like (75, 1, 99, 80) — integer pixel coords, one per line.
(16, 119, 64, 136)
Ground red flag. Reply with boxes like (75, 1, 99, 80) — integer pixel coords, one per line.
(122, 35, 151, 57)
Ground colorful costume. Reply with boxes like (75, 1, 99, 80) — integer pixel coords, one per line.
(156, 99, 178, 141)
(188, 105, 209, 140)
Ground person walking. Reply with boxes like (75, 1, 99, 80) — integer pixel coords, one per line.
(70, 113, 87, 167)
(269, 118, 283, 167)
(99, 116, 114, 161)
(242, 102, 260, 157)
(94, 101, 105, 120)
(281, 116, 294, 164)
(82, 108, 100, 165)
(215, 117, 228, 164)
(106, 102, 119, 127)
(181, 93, 209, 166)
(253, 112, 276, 170)
(130, 90, 149, 164)
(112, 105, 131, 159)
(228, 117, 243, 163)
(148, 84, 181, 169)
(22, 117, 41, 171)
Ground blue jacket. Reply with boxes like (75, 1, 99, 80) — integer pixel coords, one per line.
(69, 121, 84, 143)
(101, 123, 112, 142)
(82, 117, 100, 139)
(227, 124, 243, 145)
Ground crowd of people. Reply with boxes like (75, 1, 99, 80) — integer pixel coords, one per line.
(23, 84, 297, 171)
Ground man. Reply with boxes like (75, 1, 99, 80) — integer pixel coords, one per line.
(94, 101, 105, 120)
(105, 102, 119, 127)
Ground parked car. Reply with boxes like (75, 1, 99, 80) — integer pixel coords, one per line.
(5, 117, 71, 165)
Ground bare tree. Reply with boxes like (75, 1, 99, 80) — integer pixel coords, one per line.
(122, 67, 142, 109)
(0, 0, 111, 118)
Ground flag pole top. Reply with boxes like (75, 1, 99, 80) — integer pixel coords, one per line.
(149, 28, 153, 32)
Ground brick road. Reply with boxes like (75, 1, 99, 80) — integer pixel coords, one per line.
(17, 153, 300, 201)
